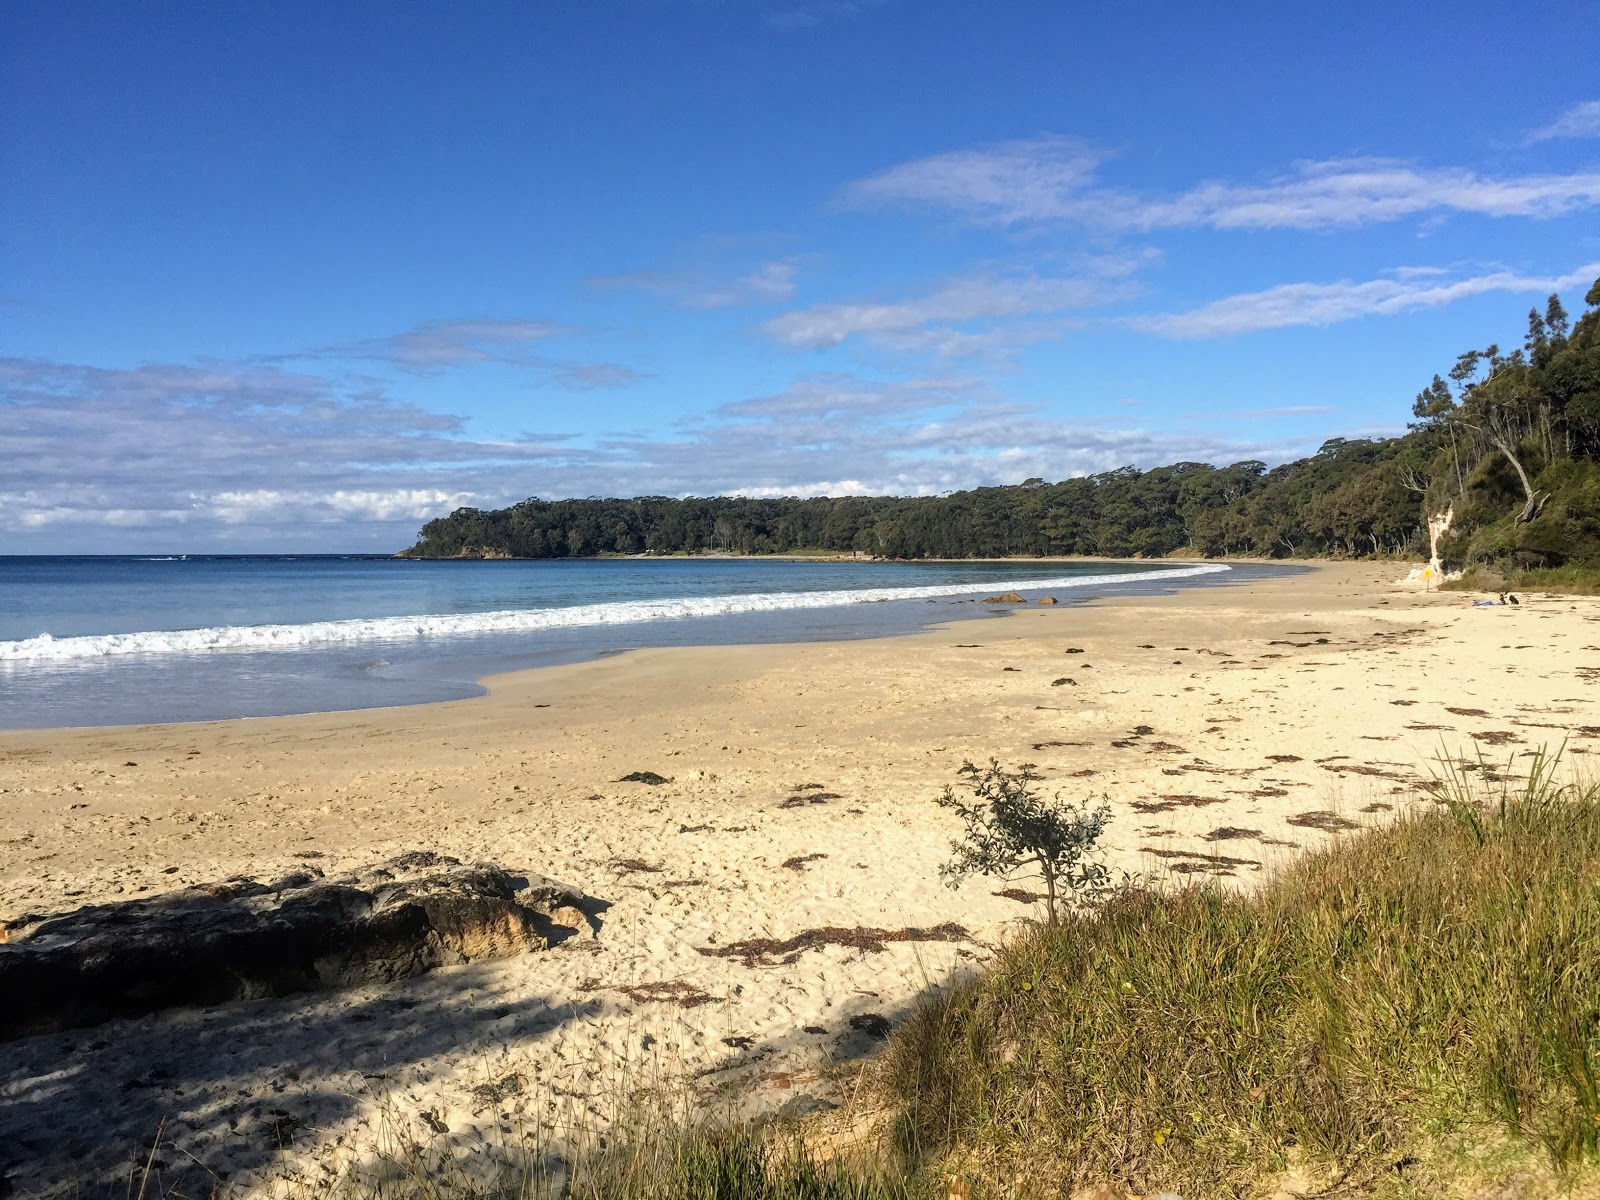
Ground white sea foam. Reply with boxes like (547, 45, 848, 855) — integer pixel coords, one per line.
(0, 564, 1229, 663)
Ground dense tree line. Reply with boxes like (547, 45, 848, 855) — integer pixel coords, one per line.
(404, 281, 1600, 565)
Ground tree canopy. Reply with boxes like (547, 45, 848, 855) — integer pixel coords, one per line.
(404, 281, 1600, 567)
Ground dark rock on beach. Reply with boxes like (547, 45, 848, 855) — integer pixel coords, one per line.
(0, 854, 592, 1041)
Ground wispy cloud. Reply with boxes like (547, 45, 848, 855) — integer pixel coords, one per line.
(280, 317, 646, 388)
(761, 259, 1148, 355)
(844, 136, 1600, 230)
(592, 257, 802, 309)
(0, 356, 1301, 550)
(766, 0, 885, 31)
(842, 135, 1108, 225)
(0, 356, 597, 548)
(327, 318, 564, 370)
(1135, 261, 1600, 338)
(1528, 100, 1600, 142)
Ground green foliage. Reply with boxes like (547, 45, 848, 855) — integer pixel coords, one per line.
(405, 278, 1600, 573)
(297, 1114, 931, 1199)
(561, 1127, 925, 1200)
(885, 749, 1600, 1197)
(936, 760, 1113, 925)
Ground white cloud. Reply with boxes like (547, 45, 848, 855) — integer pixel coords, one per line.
(208, 489, 479, 524)
(1528, 100, 1600, 142)
(336, 318, 562, 369)
(843, 135, 1108, 225)
(592, 257, 801, 308)
(1136, 261, 1600, 338)
(765, 0, 886, 31)
(0, 356, 594, 549)
(0, 356, 1301, 550)
(844, 136, 1600, 230)
(287, 317, 646, 387)
(761, 261, 1145, 354)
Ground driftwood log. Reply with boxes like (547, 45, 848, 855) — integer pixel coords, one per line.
(0, 851, 593, 1041)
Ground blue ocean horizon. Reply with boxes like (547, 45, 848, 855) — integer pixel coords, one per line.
(0, 555, 1272, 729)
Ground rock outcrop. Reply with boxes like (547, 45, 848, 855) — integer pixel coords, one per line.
(981, 591, 1026, 604)
(0, 852, 593, 1041)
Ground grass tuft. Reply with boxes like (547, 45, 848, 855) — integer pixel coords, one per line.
(1444, 561, 1600, 595)
(884, 747, 1600, 1197)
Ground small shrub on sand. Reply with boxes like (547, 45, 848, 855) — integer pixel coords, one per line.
(936, 760, 1112, 925)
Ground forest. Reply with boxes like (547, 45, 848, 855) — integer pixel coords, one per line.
(403, 280, 1600, 569)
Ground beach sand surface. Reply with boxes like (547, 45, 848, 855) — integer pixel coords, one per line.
(3, 561, 1597, 1195)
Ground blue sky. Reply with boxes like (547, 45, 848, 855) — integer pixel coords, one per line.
(3, 0, 1598, 552)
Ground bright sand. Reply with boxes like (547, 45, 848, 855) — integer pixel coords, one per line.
(3, 561, 1598, 1194)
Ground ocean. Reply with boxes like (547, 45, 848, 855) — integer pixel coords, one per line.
(0, 555, 1260, 729)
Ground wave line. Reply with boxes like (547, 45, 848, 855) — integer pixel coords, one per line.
(0, 564, 1230, 663)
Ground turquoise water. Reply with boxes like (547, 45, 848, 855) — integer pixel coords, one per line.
(0, 555, 1255, 728)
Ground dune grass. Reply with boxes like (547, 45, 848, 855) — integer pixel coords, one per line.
(286, 1119, 929, 1200)
(884, 746, 1600, 1197)
(1444, 561, 1600, 595)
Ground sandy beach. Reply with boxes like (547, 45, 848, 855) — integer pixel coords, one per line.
(3, 561, 1598, 1196)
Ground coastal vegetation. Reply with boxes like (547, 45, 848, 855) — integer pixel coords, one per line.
(312, 747, 1600, 1199)
(884, 746, 1600, 1196)
(404, 282, 1600, 582)
(936, 759, 1113, 927)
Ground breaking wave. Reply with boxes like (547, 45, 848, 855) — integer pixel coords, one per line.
(0, 564, 1229, 663)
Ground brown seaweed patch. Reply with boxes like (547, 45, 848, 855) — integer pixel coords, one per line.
(699, 923, 969, 968)
(781, 853, 828, 871)
(1470, 730, 1522, 746)
(1144, 847, 1261, 869)
(610, 858, 664, 874)
(1132, 794, 1224, 814)
(1287, 810, 1360, 833)
(779, 792, 840, 808)
(1319, 763, 1418, 783)
(993, 887, 1046, 904)
(1205, 827, 1262, 841)
(616, 980, 718, 1008)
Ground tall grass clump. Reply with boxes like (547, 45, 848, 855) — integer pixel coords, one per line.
(1444, 561, 1600, 595)
(291, 1106, 932, 1200)
(560, 1126, 926, 1200)
(885, 747, 1600, 1197)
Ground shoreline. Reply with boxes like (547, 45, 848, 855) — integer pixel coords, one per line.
(4, 560, 1595, 1195)
(0, 557, 1253, 733)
